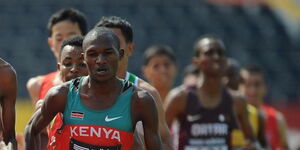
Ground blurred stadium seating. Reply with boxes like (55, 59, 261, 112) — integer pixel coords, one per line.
(0, 0, 299, 104)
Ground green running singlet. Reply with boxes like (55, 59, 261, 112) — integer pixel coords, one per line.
(52, 76, 135, 150)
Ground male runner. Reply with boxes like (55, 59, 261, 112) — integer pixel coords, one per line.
(142, 45, 177, 102)
(26, 9, 87, 150)
(240, 65, 289, 150)
(26, 8, 87, 104)
(0, 58, 17, 150)
(223, 59, 268, 149)
(26, 35, 88, 150)
(96, 16, 172, 149)
(25, 27, 162, 150)
(165, 35, 259, 150)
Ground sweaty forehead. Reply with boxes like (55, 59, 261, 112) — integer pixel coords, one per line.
(60, 45, 83, 60)
(197, 38, 225, 51)
(52, 21, 81, 36)
(84, 31, 116, 45)
(241, 70, 264, 80)
(84, 35, 117, 50)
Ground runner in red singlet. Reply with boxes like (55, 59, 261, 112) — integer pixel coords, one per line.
(25, 9, 87, 150)
(26, 36, 88, 150)
(142, 45, 177, 103)
(38, 72, 58, 100)
(240, 65, 289, 150)
(26, 8, 87, 103)
(46, 35, 88, 150)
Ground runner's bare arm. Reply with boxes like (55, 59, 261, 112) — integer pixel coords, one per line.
(257, 109, 268, 148)
(25, 85, 68, 150)
(138, 79, 172, 149)
(232, 92, 259, 149)
(26, 76, 43, 104)
(0, 65, 17, 149)
(133, 90, 162, 150)
(164, 87, 186, 128)
(277, 112, 289, 149)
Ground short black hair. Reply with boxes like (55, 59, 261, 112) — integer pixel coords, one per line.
(143, 45, 176, 66)
(226, 58, 241, 73)
(183, 64, 200, 77)
(95, 16, 133, 43)
(242, 64, 265, 77)
(47, 8, 88, 36)
(193, 34, 225, 57)
(83, 27, 120, 52)
(59, 35, 84, 60)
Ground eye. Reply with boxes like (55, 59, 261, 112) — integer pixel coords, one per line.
(105, 49, 114, 55)
(79, 63, 86, 68)
(56, 37, 63, 42)
(217, 49, 225, 56)
(63, 62, 72, 67)
(205, 50, 214, 56)
(164, 62, 171, 69)
(153, 64, 159, 69)
(87, 52, 98, 57)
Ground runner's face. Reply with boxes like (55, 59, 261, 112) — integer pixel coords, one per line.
(84, 37, 120, 81)
(240, 71, 266, 105)
(48, 20, 82, 61)
(143, 55, 176, 87)
(58, 46, 88, 82)
(109, 28, 134, 74)
(194, 40, 227, 77)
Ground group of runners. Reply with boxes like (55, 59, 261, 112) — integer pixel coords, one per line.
(0, 8, 289, 150)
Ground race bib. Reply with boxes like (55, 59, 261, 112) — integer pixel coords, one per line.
(69, 138, 121, 150)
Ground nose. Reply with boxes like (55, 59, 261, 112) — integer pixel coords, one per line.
(96, 54, 106, 64)
(70, 65, 79, 73)
(248, 86, 257, 96)
(212, 52, 220, 60)
(160, 65, 168, 73)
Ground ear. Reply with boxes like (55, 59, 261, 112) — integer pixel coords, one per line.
(142, 65, 150, 80)
(81, 52, 87, 63)
(142, 66, 146, 76)
(127, 42, 135, 56)
(118, 49, 125, 60)
(57, 63, 61, 71)
(48, 37, 54, 50)
(192, 56, 199, 65)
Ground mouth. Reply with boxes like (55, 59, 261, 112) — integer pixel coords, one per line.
(212, 60, 224, 69)
(95, 66, 109, 75)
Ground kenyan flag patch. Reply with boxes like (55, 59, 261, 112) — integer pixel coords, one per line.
(71, 111, 84, 120)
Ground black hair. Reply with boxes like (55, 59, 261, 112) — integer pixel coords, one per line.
(83, 27, 120, 52)
(95, 16, 133, 43)
(242, 64, 265, 77)
(47, 8, 88, 36)
(183, 64, 200, 77)
(193, 34, 225, 57)
(59, 35, 84, 60)
(143, 45, 176, 66)
(226, 58, 241, 74)
(227, 58, 240, 69)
